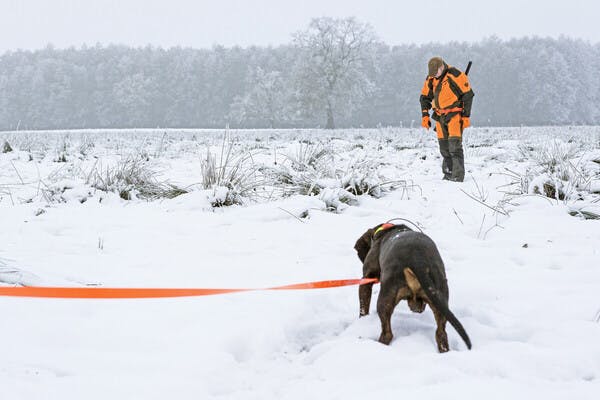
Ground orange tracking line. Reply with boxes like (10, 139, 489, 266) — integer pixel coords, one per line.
(0, 278, 379, 299)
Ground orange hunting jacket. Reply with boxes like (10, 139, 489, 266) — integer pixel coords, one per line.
(420, 64, 474, 120)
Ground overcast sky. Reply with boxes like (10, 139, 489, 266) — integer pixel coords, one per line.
(1, 0, 599, 53)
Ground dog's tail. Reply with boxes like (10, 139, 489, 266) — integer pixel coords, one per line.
(406, 267, 472, 350)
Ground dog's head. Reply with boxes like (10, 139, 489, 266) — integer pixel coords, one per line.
(354, 223, 414, 263)
(353, 226, 377, 263)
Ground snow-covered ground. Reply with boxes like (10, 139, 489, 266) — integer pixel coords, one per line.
(1, 127, 599, 399)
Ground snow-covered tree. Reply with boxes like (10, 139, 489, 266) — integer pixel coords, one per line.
(230, 67, 293, 128)
(292, 17, 379, 129)
(0, 37, 599, 129)
(113, 72, 156, 127)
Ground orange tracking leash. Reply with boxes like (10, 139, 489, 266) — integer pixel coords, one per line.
(0, 278, 379, 299)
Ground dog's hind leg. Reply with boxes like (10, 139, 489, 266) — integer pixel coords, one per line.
(430, 304, 450, 353)
(376, 284, 397, 345)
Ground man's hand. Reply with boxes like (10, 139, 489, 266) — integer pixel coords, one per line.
(421, 116, 431, 129)
(461, 117, 471, 129)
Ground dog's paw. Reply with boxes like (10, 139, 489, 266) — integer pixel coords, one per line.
(436, 331, 449, 352)
(437, 343, 449, 353)
(378, 333, 393, 345)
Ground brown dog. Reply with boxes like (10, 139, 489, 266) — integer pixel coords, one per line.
(354, 223, 471, 352)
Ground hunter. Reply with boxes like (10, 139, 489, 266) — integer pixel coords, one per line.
(420, 57, 474, 182)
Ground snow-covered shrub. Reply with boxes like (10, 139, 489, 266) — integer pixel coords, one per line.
(568, 205, 600, 220)
(516, 139, 595, 201)
(530, 140, 580, 175)
(318, 187, 357, 212)
(284, 141, 333, 172)
(205, 185, 242, 208)
(528, 173, 566, 200)
(52, 134, 75, 163)
(339, 158, 396, 198)
(53, 140, 68, 163)
(77, 135, 96, 158)
(200, 134, 265, 207)
(262, 141, 404, 209)
(88, 156, 187, 200)
(341, 172, 380, 196)
(2, 141, 12, 153)
(258, 164, 320, 198)
(40, 180, 95, 204)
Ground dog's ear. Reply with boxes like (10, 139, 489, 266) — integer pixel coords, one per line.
(354, 227, 376, 263)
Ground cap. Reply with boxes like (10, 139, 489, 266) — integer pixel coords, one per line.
(428, 57, 444, 77)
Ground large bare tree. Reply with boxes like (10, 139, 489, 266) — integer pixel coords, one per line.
(292, 17, 379, 129)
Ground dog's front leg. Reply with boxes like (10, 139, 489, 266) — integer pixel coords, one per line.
(359, 282, 373, 317)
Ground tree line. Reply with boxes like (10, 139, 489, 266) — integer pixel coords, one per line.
(1, 17, 599, 130)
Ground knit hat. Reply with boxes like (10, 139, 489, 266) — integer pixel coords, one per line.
(428, 57, 444, 77)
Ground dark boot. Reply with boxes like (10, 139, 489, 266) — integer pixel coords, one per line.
(438, 139, 453, 180)
(448, 138, 465, 182)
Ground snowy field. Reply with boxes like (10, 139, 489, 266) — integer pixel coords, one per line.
(1, 127, 599, 399)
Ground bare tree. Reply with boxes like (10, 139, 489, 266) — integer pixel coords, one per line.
(292, 17, 378, 129)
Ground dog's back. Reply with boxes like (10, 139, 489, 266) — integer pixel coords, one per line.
(378, 230, 448, 291)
